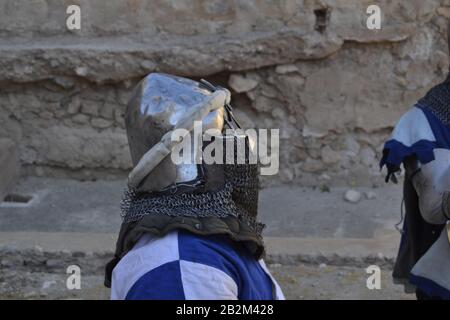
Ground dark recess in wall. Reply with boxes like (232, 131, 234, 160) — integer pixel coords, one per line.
(314, 8, 329, 33)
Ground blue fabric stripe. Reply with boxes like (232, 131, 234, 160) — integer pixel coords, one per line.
(380, 139, 437, 169)
(178, 231, 241, 287)
(177, 230, 273, 300)
(125, 261, 185, 300)
(410, 274, 450, 300)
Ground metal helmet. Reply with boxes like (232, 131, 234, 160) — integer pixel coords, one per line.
(122, 73, 261, 230)
(125, 73, 229, 193)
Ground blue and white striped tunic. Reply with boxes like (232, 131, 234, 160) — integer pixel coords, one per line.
(111, 230, 285, 300)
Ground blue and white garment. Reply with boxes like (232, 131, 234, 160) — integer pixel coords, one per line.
(381, 103, 450, 299)
(111, 230, 285, 300)
(380, 104, 450, 173)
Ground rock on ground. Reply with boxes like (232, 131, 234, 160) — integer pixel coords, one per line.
(344, 189, 362, 203)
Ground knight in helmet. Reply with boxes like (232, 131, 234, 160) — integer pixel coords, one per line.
(380, 23, 450, 300)
(104, 73, 284, 300)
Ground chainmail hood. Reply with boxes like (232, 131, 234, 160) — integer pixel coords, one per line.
(120, 163, 264, 238)
(120, 133, 264, 238)
(418, 73, 450, 125)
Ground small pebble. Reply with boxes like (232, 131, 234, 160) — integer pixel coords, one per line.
(365, 191, 378, 200)
(344, 189, 362, 203)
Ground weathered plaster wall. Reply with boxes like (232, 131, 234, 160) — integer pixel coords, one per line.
(1, 0, 449, 186)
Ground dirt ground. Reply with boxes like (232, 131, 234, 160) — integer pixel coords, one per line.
(269, 264, 413, 300)
(0, 263, 413, 300)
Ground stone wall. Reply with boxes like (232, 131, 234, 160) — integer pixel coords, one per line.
(1, 0, 450, 186)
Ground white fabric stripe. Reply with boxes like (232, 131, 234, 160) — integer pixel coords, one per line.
(390, 106, 436, 147)
(180, 260, 238, 300)
(111, 231, 180, 300)
(258, 260, 286, 300)
(411, 229, 450, 292)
